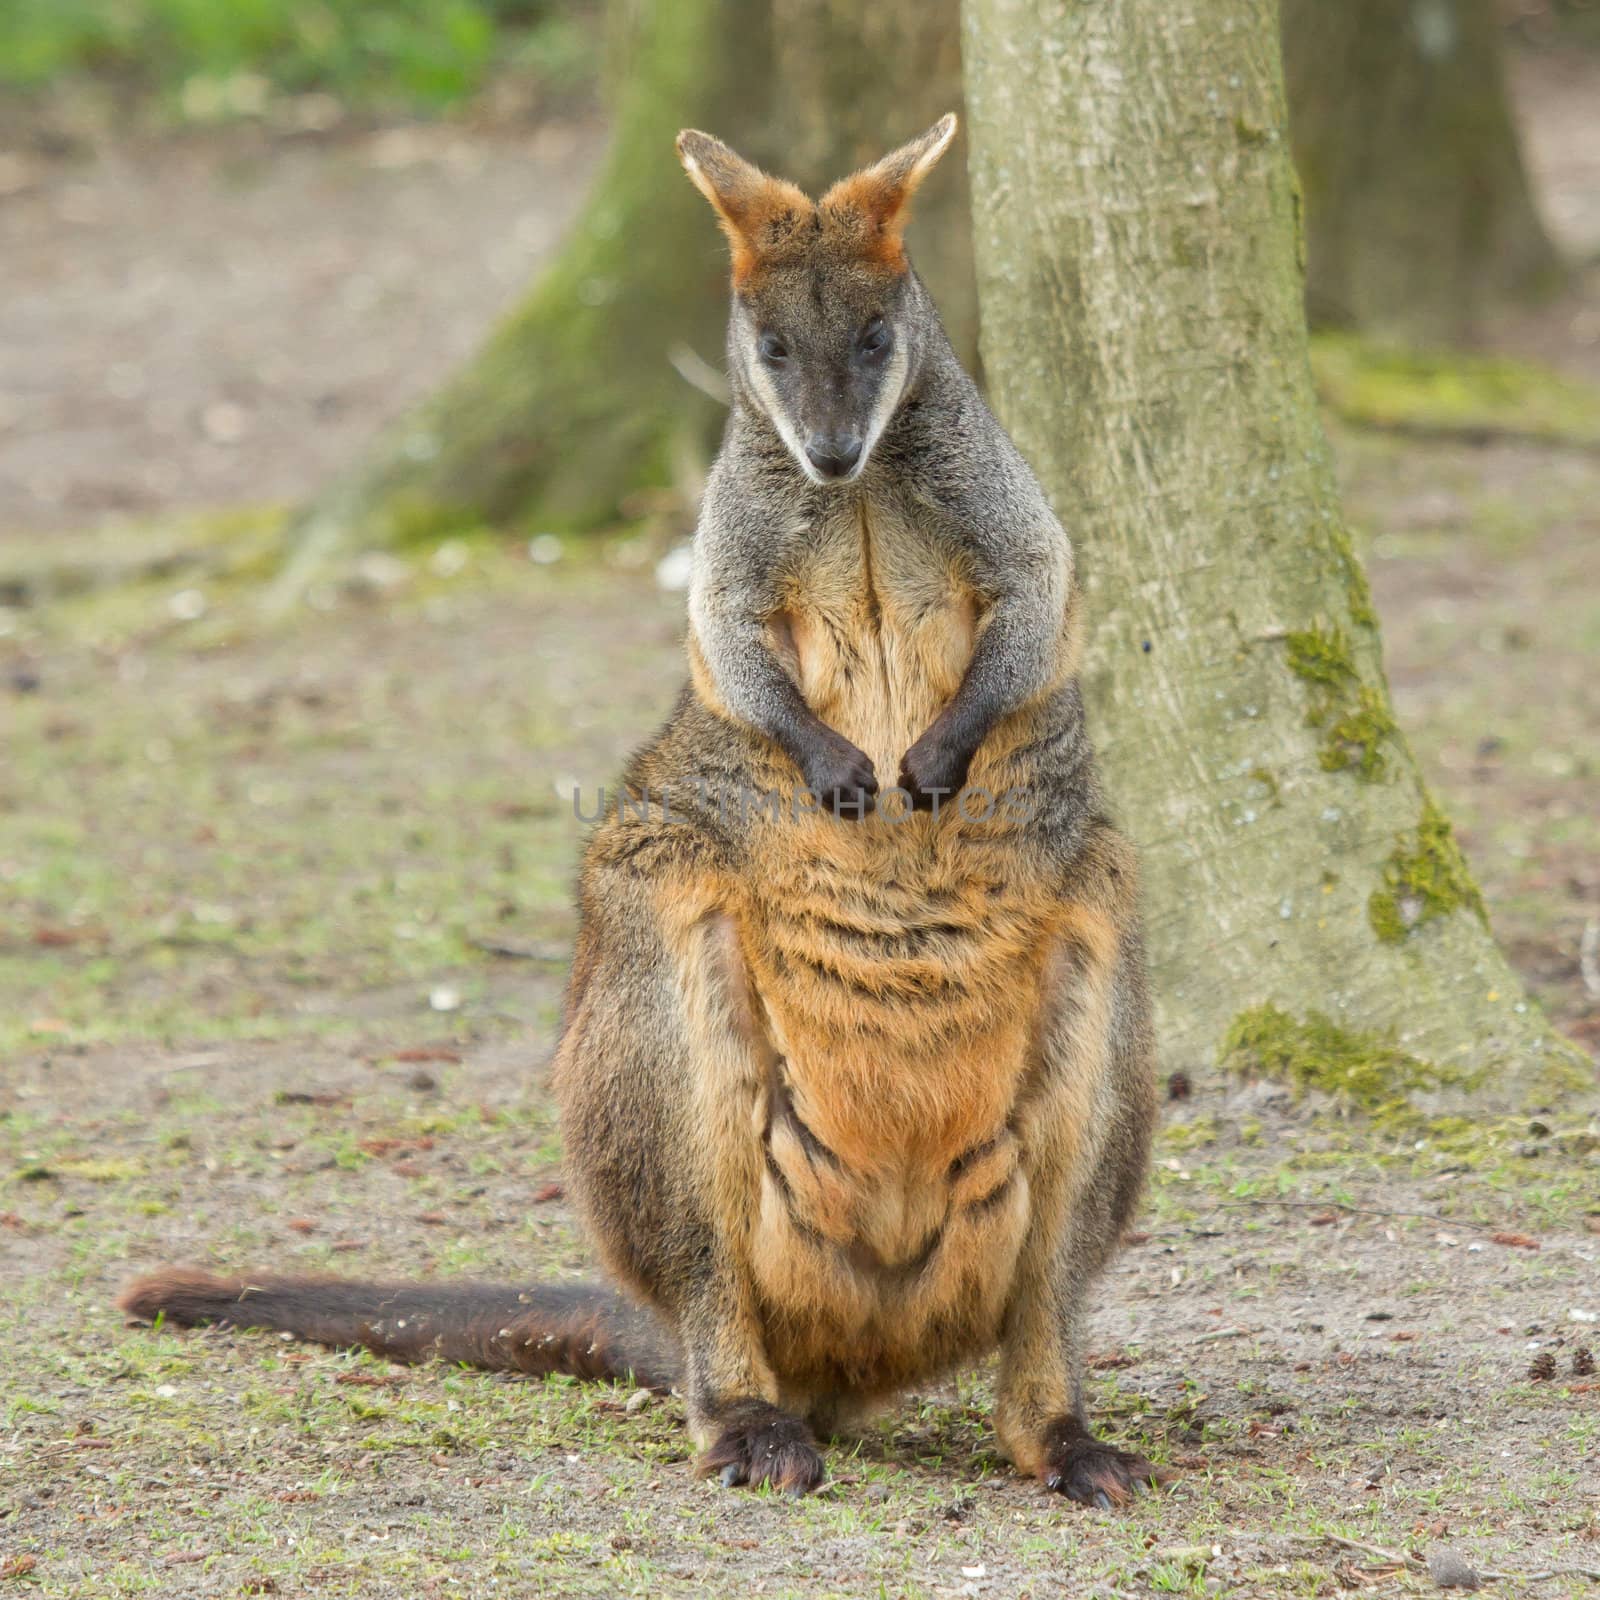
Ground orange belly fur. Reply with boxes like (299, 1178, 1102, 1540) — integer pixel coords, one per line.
(732, 495, 1062, 1395)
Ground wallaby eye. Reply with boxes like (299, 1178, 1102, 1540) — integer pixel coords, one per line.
(857, 318, 891, 361)
(758, 332, 789, 367)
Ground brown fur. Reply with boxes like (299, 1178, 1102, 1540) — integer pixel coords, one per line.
(117, 116, 1163, 1505)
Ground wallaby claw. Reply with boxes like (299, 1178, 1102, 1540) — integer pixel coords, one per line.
(700, 1401, 826, 1495)
(1037, 1416, 1167, 1509)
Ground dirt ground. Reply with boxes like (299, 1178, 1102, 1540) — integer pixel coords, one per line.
(2, 42, 1599, 1600)
(0, 114, 601, 533)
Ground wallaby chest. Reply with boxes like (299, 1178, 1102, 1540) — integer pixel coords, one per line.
(771, 492, 976, 780)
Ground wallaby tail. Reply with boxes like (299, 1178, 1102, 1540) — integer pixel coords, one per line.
(117, 1268, 681, 1391)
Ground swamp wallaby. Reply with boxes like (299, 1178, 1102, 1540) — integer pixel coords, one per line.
(121, 115, 1163, 1505)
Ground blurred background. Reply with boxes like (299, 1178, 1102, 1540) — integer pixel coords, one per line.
(2, 0, 1598, 1056)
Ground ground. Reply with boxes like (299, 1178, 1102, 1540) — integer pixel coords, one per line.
(2, 43, 1600, 1600)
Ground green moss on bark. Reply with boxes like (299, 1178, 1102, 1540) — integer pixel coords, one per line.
(1368, 798, 1489, 942)
(1246, 766, 1282, 806)
(1285, 621, 1355, 690)
(1326, 520, 1380, 631)
(1221, 1003, 1469, 1121)
(1284, 623, 1394, 777)
(1319, 686, 1398, 778)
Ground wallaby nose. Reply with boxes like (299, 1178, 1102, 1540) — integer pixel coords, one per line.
(804, 433, 863, 479)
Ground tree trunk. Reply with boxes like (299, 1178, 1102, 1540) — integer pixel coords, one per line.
(275, 0, 970, 601)
(961, 0, 1590, 1111)
(1282, 0, 1564, 344)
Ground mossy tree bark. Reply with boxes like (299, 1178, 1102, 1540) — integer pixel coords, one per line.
(1282, 0, 1563, 344)
(962, 0, 1591, 1111)
(276, 0, 970, 600)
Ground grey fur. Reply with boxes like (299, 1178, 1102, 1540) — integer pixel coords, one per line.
(692, 263, 1074, 809)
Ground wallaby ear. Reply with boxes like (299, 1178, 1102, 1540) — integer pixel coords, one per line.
(676, 129, 814, 285)
(819, 113, 959, 272)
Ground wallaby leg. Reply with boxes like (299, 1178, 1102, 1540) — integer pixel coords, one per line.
(556, 856, 824, 1491)
(994, 873, 1163, 1506)
(669, 1237, 824, 1492)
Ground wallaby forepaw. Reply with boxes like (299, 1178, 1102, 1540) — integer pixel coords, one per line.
(1038, 1418, 1168, 1508)
(700, 1401, 826, 1495)
(897, 731, 972, 810)
(803, 739, 879, 821)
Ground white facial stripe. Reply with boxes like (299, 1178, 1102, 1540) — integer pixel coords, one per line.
(851, 337, 910, 479)
(745, 351, 828, 485)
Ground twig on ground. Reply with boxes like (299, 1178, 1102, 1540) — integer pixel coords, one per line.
(1479, 1569, 1600, 1585)
(1324, 1534, 1418, 1569)
(1212, 1199, 1498, 1232)
(1279, 1533, 1600, 1586)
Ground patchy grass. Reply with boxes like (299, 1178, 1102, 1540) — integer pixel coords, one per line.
(0, 532, 673, 1058)
(4, 1038, 1597, 1597)
(1312, 334, 1600, 450)
(2, 407, 1597, 1594)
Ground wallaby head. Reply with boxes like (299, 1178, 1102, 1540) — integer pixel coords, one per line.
(676, 114, 958, 486)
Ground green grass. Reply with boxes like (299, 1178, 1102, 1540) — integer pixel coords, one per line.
(1311, 333, 1600, 450)
(0, 0, 594, 111)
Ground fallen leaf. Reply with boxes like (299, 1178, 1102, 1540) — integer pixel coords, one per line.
(391, 1048, 462, 1064)
(286, 1218, 316, 1234)
(1490, 1231, 1540, 1251)
(533, 1181, 565, 1203)
(1, 1555, 39, 1579)
(33, 926, 102, 947)
(358, 1136, 434, 1158)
